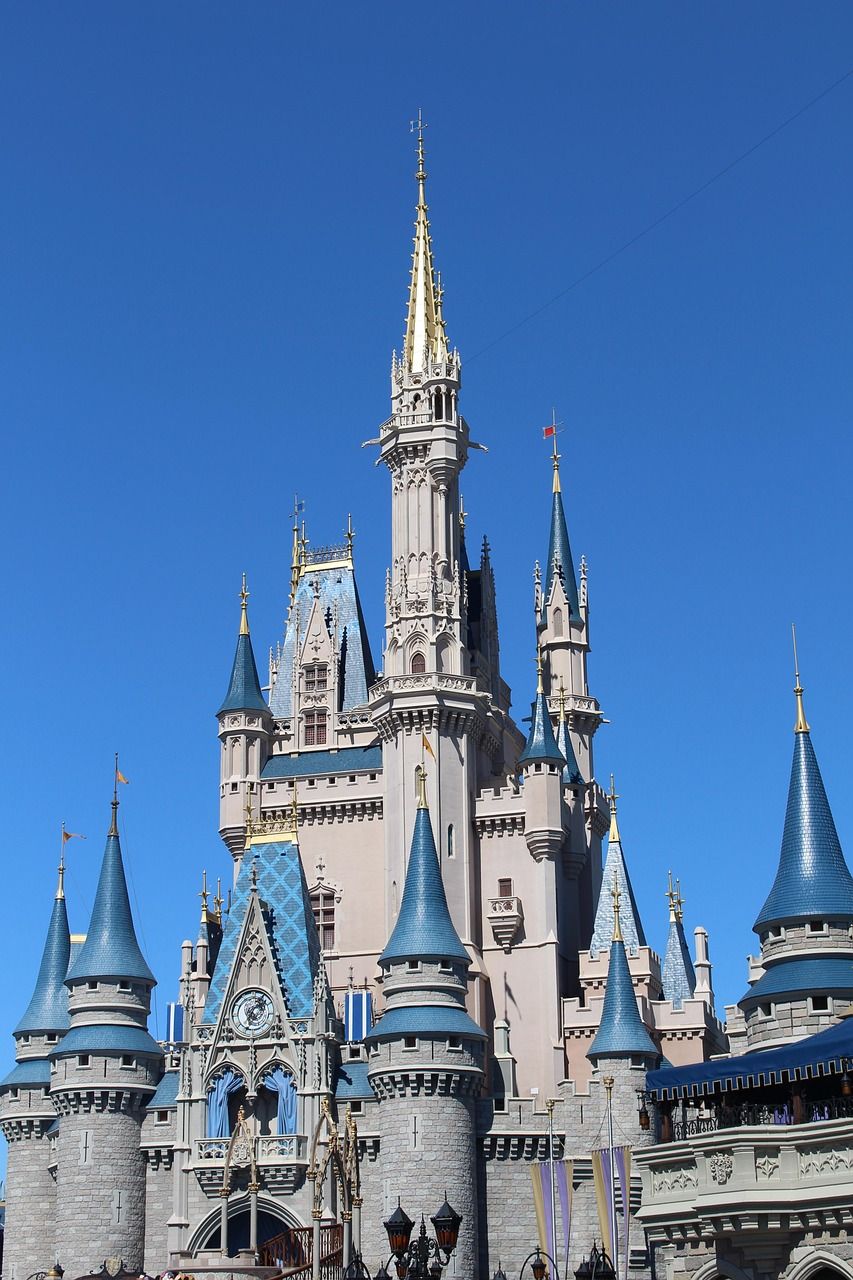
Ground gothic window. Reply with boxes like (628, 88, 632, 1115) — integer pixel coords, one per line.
(305, 664, 328, 692)
(552, 607, 563, 637)
(304, 710, 327, 746)
(410, 652, 426, 674)
(311, 887, 336, 950)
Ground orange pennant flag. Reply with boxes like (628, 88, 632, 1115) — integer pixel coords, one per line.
(116, 769, 130, 785)
(62, 830, 87, 843)
(421, 733, 436, 761)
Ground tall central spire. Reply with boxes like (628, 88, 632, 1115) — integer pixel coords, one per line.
(403, 112, 448, 373)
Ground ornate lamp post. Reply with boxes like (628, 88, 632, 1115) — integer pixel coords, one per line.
(514, 1246, 559, 1280)
(380, 1198, 462, 1280)
(574, 1242, 616, 1280)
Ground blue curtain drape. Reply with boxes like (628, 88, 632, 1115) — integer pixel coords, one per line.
(206, 1068, 245, 1137)
(262, 1067, 298, 1135)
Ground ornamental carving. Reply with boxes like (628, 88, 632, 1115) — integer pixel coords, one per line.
(756, 1154, 779, 1179)
(651, 1166, 698, 1194)
(708, 1153, 733, 1184)
(799, 1147, 853, 1177)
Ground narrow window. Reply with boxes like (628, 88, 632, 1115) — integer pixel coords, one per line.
(304, 710, 328, 746)
(447, 824, 454, 858)
(78, 1129, 93, 1166)
(349, 1100, 363, 1114)
(118, 981, 131, 992)
(407, 960, 420, 972)
(498, 878, 513, 898)
(310, 887, 336, 950)
(410, 652, 426, 674)
(552, 607, 563, 637)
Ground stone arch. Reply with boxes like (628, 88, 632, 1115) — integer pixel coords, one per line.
(693, 1260, 758, 1280)
(436, 633, 454, 674)
(188, 1193, 302, 1254)
(784, 1251, 853, 1280)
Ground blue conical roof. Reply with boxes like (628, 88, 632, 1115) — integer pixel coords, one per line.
(66, 808, 155, 985)
(219, 630, 268, 715)
(556, 714, 583, 784)
(519, 687, 565, 768)
(754, 729, 853, 931)
(543, 487, 580, 619)
(588, 938, 658, 1062)
(15, 893, 71, 1035)
(662, 916, 696, 1010)
(590, 827, 647, 958)
(379, 806, 470, 966)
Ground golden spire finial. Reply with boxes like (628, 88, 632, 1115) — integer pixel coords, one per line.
(676, 877, 684, 923)
(558, 680, 567, 724)
(611, 868, 623, 943)
(289, 496, 303, 606)
(110, 752, 121, 836)
(535, 645, 545, 695)
(792, 623, 810, 734)
(239, 573, 250, 636)
(57, 829, 66, 901)
(607, 773, 621, 843)
(415, 762, 428, 809)
(666, 870, 678, 923)
(200, 869, 210, 923)
(244, 789, 255, 843)
(404, 110, 446, 372)
(289, 780, 300, 841)
(214, 876, 223, 924)
(346, 513, 354, 561)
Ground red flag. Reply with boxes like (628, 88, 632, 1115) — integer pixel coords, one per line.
(543, 424, 557, 439)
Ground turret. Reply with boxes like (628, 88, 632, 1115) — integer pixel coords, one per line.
(366, 766, 483, 1278)
(588, 873, 659, 1068)
(519, 650, 566, 862)
(589, 778, 646, 958)
(661, 874, 696, 1010)
(739, 638, 853, 1047)
(51, 787, 163, 1276)
(217, 575, 272, 861)
(0, 852, 71, 1278)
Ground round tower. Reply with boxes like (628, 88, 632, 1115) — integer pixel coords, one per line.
(0, 856, 70, 1279)
(519, 651, 566, 864)
(50, 793, 163, 1276)
(366, 767, 484, 1279)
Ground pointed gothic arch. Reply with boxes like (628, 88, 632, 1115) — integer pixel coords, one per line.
(783, 1252, 853, 1280)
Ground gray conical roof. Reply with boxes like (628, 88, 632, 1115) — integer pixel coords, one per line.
(662, 915, 696, 1010)
(588, 938, 658, 1062)
(15, 892, 71, 1035)
(379, 805, 469, 966)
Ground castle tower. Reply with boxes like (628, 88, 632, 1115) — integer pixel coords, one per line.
(0, 856, 70, 1279)
(218, 576, 273, 861)
(739, 656, 853, 1048)
(51, 793, 163, 1276)
(369, 125, 504, 1000)
(589, 780, 647, 959)
(366, 767, 484, 1278)
(661, 876, 696, 1009)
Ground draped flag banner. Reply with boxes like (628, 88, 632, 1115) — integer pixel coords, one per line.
(592, 1146, 633, 1270)
(530, 1160, 573, 1272)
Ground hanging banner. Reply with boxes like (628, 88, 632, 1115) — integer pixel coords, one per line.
(530, 1161, 574, 1269)
(615, 1146, 632, 1279)
(591, 1149, 613, 1260)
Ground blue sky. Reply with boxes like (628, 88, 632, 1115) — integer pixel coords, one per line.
(2, 2, 853, 1117)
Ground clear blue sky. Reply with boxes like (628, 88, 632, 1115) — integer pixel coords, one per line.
(2, 2, 852, 1119)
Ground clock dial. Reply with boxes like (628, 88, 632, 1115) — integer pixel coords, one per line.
(231, 989, 275, 1038)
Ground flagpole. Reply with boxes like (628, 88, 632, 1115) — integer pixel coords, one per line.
(546, 1098, 558, 1279)
(604, 1076, 619, 1280)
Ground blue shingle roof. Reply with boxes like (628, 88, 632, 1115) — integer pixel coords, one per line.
(269, 561, 375, 717)
(49, 1025, 163, 1058)
(15, 894, 70, 1035)
(590, 834, 647, 959)
(262, 744, 382, 780)
(1, 1058, 52, 1088)
(741, 956, 853, 1005)
(365, 1004, 486, 1042)
(543, 487, 580, 619)
(219, 630, 268, 715)
(66, 820, 155, 985)
(662, 917, 696, 1010)
(755, 729, 853, 931)
(518, 688, 565, 767)
(204, 837, 322, 1024)
(588, 938, 658, 1062)
(556, 716, 583, 785)
(334, 1060, 373, 1100)
(147, 1070, 180, 1110)
(379, 807, 470, 966)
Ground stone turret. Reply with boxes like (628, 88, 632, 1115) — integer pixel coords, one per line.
(51, 793, 163, 1276)
(739, 659, 853, 1048)
(217, 575, 273, 861)
(0, 856, 71, 1278)
(366, 767, 484, 1278)
(519, 653, 566, 863)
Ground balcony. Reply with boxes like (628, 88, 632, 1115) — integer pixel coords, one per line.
(193, 1133, 308, 1196)
(487, 896, 524, 952)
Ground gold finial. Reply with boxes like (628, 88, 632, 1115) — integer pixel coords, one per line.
(300, 518, 308, 565)
(290, 780, 299, 840)
(346, 512, 354, 560)
(110, 752, 121, 836)
(611, 868, 623, 943)
(245, 789, 255, 842)
(792, 623, 810, 734)
(676, 877, 685, 923)
(607, 773, 621, 843)
(547, 409, 562, 494)
(666, 870, 678, 923)
(558, 680, 567, 724)
(415, 762, 428, 809)
(239, 573, 250, 636)
(535, 645, 545, 695)
(289, 496, 303, 605)
(214, 877, 223, 924)
(200, 869, 210, 923)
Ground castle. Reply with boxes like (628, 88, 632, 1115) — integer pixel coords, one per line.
(4, 131, 853, 1280)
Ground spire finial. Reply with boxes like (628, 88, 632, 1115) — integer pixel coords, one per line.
(214, 876, 223, 924)
(57, 825, 66, 901)
(290, 780, 299, 838)
(200, 869, 210, 923)
(346, 512, 354, 560)
(239, 573, 250, 636)
(411, 108, 428, 186)
(110, 752, 121, 836)
(245, 789, 255, 841)
(607, 773, 621, 843)
(611, 868, 623, 942)
(545, 409, 562, 493)
(792, 623, 810, 734)
(676, 877, 685, 922)
(558, 679, 567, 724)
(415, 762, 428, 809)
(666, 870, 678, 923)
(535, 645, 545, 695)
(459, 494, 467, 535)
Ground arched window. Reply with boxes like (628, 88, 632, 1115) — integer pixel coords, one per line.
(552, 607, 563, 637)
(410, 652, 426, 674)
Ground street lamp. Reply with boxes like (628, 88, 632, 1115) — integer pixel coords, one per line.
(382, 1197, 462, 1280)
(574, 1242, 615, 1280)
(344, 1254, 372, 1280)
(519, 1246, 559, 1280)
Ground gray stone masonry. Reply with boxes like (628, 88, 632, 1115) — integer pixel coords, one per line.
(0, 1113, 57, 1280)
(142, 1109, 176, 1273)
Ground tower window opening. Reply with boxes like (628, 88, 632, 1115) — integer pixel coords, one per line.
(304, 710, 328, 746)
(87, 981, 98, 991)
(552, 607, 563, 637)
(410, 652, 426, 675)
(349, 1100, 363, 1114)
(305, 664, 328, 692)
(121, 1055, 134, 1068)
(118, 981, 131, 992)
(811, 994, 830, 1012)
(156, 1110, 169, 1124)
(808, 920, 827, 934)
(498, 878, 513, 898)
(310, 887, 336, 950)
(77, 1055, 90, 1068)
(447, 824, 454, 858)
(757, 1003, 772, 1019)
(407, 960, 420, 972)
(403, 1036, 418, 1050)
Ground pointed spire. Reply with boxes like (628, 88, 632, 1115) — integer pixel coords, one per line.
(754, 664, 853, 930)
(403, 111, 448, 373)
(662, 872, 696, 1009)
(518, 649, 565, 768)
(218, 575, 268, 715)
(556, 682, 583, 784)
(792, 623, 810, 734)
(14, 873, 71, 1035)
(588, 872, 658, 1063)
(379, 767, 469, 965)
(543, 438, 580, 619)
(56, 849, 66, 902)
(590, 778, 647, 958)
(66, 799, 155, 985)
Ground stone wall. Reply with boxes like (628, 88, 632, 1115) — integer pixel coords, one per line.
(1, 1123, 56, 1279)
(143, 1155, 174, 1272)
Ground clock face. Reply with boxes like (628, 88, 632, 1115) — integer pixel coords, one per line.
(231, 989, 275, 1038)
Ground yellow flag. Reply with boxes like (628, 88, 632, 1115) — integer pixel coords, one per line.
(116, 769, 130, 785)
(62, 830, 86, 843)
(421, 733, 436, 761)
